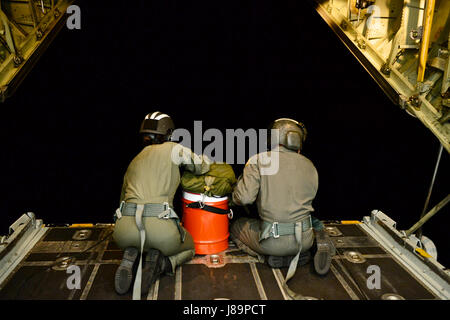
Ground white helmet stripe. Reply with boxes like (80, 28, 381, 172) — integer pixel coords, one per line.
(145, 112, 158, 119)
(275, 118, 299, 125)
(155, 113, 169, 120)
(149, 111, 161, 119)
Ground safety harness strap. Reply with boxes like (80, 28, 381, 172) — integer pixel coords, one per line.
(259, 215, 312, 300)
(259, 216, 311, 242)
(121, 202, 176, 218)
(132, 204, 145, 300)
(116, 202, 186, 243)
(283, 221, 306, 300)
(115, 202, 186, 300)
(186, 201, 232, 215)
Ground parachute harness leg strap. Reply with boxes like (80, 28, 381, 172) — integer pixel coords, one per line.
(132, 204, 145, 300)
(282, 215, 314, 300)
(282, 221, 305, 300)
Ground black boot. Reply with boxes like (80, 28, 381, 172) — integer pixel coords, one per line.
(141, 249, 172, 294)
(313, 230, 335, 275)
(267, 251, 311, 268)
(115, 247, 139, 295)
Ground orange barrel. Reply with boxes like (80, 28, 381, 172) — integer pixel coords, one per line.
(181, 191, 230, 254)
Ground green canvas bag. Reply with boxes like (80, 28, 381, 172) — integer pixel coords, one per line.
(181, 163, 237, 197)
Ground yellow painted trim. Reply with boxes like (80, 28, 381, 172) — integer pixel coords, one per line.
(69, 223, 94, 228)
(415, 248, 432, 258)
(417, 0, 435, 82)
(340, 220, 362, 224)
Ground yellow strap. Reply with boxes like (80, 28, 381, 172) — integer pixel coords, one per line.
(341, 220, 361, 225)
(415, 248, 432, 258)
(69, 223, 94, 228)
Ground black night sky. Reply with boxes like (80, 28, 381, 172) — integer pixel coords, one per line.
(0, 0, 448, 266)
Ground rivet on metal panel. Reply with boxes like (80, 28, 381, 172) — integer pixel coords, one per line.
(210, 255, 220, 265)
(381, 293, 405, 300)
(357, 39, 366, 49)
(202, 253, 226, 268)
(303, 296, 319, 300)
(344, 251, 366, 263)
(36, 28, 43, 40)
(13, 55, 23, 66)
(52, 256, 76, 271)
(72, 229, 92, 241)
(325, 226, 343, 237)
(71, 242, 81, 249)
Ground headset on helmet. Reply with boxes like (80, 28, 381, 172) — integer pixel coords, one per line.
(140, 111, 175, 145)
(268, 118, 307, 152)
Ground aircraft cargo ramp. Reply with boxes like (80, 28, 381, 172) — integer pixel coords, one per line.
(0, 211, 448, 300)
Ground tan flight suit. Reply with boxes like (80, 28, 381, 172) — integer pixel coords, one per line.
(113, 141, 210, 273)
(231, 145, 318, 259)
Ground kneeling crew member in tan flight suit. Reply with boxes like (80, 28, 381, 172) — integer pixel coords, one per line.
(113, 111, 210, 298)
(230, 118, 334, 276)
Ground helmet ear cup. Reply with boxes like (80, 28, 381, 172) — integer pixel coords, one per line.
(286, 131, 302, 151)
(269, 118, 307, 152)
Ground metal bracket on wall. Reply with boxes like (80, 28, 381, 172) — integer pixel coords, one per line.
(312, 0, 450, 153)
(0, 0, 73, 102)
(360, 210, 450, 299)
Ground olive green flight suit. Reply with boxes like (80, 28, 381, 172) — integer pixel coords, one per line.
(113, 141, 210, 273)
(230, 146, 318, 259)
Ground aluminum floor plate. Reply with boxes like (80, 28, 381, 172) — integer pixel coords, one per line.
(0, 223, 440, 300)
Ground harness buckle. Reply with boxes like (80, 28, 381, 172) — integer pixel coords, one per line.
(114, 201, 125, 221)
(114, 208, 122, 221)
(159, 202, 171, 219)
(198, 201, 205, 209)
(271, 222, 280, 238)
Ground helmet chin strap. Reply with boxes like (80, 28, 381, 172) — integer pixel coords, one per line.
(165, 128, 174, 142)
(142, 133, 167, 146)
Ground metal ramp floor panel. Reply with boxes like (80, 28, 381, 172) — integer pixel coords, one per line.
(0, 218, 445, 300)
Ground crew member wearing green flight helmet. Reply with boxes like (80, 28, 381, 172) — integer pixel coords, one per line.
(113, 111, 210, 299)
